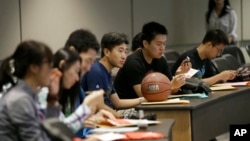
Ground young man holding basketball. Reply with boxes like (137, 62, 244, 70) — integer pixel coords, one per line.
(81, 32, 145, 110)
(114, 21, 190, 99)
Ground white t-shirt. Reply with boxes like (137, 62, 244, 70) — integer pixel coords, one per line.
(207, 8, 237, 40)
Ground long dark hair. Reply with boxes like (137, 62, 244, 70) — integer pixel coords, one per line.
(206, 0, 231, 24)
(0, 40, 53, 92)
(53, 48, 81, 114)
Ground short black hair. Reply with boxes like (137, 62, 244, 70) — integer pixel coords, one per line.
(64, 29, 100, 53)
(141, 21, 168, 47)
(101, 32, 129, 57)
(131, 32, 142, 52)
(202, 29, 229, 46)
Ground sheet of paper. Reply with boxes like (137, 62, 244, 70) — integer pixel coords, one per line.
(92, 127, 139, 133)
(185, 68, 199, 78)
(210, 85, 236, 91)
(89, 132, 126, 141)
(142, 98, 190, 105)
(212, 81, 250, 87)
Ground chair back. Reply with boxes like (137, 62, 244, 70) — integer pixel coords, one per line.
(222, 47, 245, 65)
(211, 57, 231, 73)
(41, 118, 75, 141)
(164, 50, 180, 61)
(221, 54, 241, 70)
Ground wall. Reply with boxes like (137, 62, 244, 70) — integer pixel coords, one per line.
(0, 0, 20, 59)
(21, 0, 132, 52)
(0, 0, 248, 59)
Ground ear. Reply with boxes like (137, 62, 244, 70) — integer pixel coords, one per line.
(29, 64, 39, 74)
(69, 46, 76, 52)
(59, 60, 65, 70)
(103, 48, 111, 57)
(143, 40, 149, 49)
(205, 41, 213, 49)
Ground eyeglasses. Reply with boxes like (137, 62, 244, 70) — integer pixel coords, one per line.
(81, 58, 94, 65)
(215, 47, 224, 55)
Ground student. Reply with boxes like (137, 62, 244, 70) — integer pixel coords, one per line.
(81, 32, 145, 110)
(0, 41, 111, 141)
(64, 29, 100, 77)
(206, 0, 237, 44)
(171, 29, 237, 86)
(49, 48, 116, 128)
(64, 29, 120, 112)
(111, 32, 143, 80)
(64, 29, 120, 137)
(131, 32, 142, 54)
(114, 22, 190, 99)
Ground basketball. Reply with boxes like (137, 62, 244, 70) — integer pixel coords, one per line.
(141, 72, 171, 102)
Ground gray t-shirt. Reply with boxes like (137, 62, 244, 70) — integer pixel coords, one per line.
(0, 80, 50, 141)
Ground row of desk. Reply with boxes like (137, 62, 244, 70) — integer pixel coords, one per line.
(136, 86, 250, 141)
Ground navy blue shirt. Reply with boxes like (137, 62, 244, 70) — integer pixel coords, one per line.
(81, 61, 115, 108)
(171, 47, 215, 79)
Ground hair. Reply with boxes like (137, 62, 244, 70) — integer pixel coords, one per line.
(141, 21, 168, 48)
(202, 29, 229, 46)
(101, 32, 129, 57)
(0, 40, 53, 92)
(131, 32, 142, 52)
(53, 48, 81, 114)
(64, 29, 100, 53)
(206, 0, 231, 24)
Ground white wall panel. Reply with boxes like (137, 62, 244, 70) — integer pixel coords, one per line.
(21, 0, 132, 52)
(0, 0, 20, 59)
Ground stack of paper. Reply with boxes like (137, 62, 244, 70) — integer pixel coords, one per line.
(212, 81, 250, 87)
(97, 119, 160, 128)
(210, 85, 236, 91)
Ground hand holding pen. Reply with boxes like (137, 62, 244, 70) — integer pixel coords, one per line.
(175, 56, 192, 75)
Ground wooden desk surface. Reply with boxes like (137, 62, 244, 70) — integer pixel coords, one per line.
(136, 87, 250, 141)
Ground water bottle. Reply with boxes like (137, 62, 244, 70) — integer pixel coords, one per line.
(138, 110, 148, 130)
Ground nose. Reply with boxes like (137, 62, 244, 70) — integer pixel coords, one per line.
(160, 45, 165, 50)
(75, 75, 80, 82)
(122, 52, 127, 60)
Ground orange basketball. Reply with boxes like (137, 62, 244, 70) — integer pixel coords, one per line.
(141, 72, 171, 102)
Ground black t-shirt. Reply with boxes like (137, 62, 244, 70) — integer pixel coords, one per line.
(114, 50, 172, 99)
(171, 47, 215, 79)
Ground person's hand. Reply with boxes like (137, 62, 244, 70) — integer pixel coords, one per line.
(83, 109, 116, 128)
(83, 90, 122, 118)
(47, 68, 62, 106)
(175, 57, 192, 75)
(219, 70, 237, 82)
(48, 68, 62, 95)
(83, 89, 105, 115)
(171, 74, 186, 90)
(83, 117, 96, 128)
